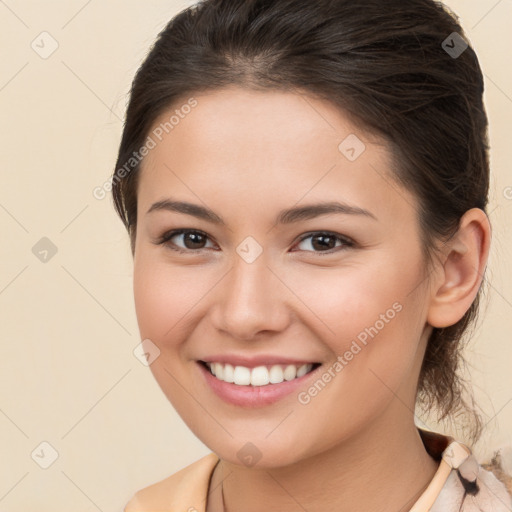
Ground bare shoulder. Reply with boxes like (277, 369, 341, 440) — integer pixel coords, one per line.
(123, 452, 220, 512)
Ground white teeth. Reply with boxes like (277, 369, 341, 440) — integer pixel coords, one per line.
(296, 364, 309, 378)
(250, 366, 269, 386)
(205, 362, 315, 386)
(223, 363, 234, 383)
(214, 362, 223, 379)
(233, 366, 251, 385)
(269, 365, 283, 384)
(283, 364, 297, 381)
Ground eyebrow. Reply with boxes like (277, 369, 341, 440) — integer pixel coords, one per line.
(146, 198, 377, 224)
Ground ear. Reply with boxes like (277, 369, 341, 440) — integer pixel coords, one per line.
(427, 208, 491, 328)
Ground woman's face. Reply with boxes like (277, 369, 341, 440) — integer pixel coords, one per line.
(133, 86, 434, 467)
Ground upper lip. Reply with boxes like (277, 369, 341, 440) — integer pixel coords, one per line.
(199, 354, 320, 368)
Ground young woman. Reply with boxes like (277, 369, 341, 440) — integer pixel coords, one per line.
(111, 0, 512, 510)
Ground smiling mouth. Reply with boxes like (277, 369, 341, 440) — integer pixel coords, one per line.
(199, 361, 321, 386)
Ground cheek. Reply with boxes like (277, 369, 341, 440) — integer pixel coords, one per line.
(132, 255, 205, 410)
(133, 253, 205, 343)
(133, 261, 171, 341)
(287, 252, 420, 345)
(288, 254, 425, 399)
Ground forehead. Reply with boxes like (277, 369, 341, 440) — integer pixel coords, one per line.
(137, 86, 415, 224)
(145, 86, 381, 159)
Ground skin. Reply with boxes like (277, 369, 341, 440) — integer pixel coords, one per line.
(132, 85, 490, 512)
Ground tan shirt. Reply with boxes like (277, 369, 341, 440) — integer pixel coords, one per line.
(124, 429, 512, 512)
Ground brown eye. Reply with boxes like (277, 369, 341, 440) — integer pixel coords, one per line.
(295, 232, 354, 254)
(180, 231, 207, 249)
(157, 229, 215, 253)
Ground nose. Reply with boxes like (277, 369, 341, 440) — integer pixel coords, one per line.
(210, 253, 290, 341)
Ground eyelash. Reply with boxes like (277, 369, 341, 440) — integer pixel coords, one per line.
(154, 229, 355, 255)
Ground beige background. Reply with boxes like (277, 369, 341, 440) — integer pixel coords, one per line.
(0, 1, 511, 510)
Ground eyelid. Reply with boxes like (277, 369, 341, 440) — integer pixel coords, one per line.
(155, 228, 217, 252)
(154, 228, 355, 254)
(293, 231, 355, 253)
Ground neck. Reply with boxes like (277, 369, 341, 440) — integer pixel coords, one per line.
(208, 411, 439, 512)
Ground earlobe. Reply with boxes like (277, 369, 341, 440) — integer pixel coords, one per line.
(427, 208, 491, 329)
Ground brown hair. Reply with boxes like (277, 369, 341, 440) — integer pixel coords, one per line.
(111, 0, 490, 443)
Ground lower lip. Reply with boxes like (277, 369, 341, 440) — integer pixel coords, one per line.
(196, 361, 322, 407)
